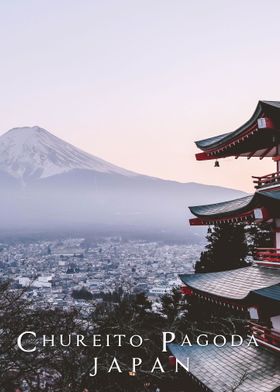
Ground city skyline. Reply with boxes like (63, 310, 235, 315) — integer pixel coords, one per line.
(1, 0, 280, 191)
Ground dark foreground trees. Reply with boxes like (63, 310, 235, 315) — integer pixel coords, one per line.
(195, 222, 274, 273)
(0, 282, 83, 392)
(195, 223, 249, 273)
(0, 283, 195, 392)
(0, 281, 250, 392)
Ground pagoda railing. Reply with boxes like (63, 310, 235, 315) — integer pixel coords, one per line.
(249, 321, 280, 351)
(254, 248, 280, 266)
(252, 171, 280, 189)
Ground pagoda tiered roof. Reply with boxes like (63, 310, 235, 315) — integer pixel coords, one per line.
(180, 99, 280, 391)
(180, 266, 280, 301)
(168, 343, 280, 392)
(195, 100, 280, 161)
(189, 189, 280, 225)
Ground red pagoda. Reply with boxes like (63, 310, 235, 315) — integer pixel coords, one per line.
(169, 101, 280, 391)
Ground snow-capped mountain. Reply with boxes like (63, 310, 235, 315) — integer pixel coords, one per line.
(0, 126, 246, 240)
(0, 126, 135, 182)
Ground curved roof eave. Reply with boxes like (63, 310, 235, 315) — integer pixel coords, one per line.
(189, 194, 254, 219)
(195, 100, 280, 152)
(179, 266, 280, 301)
(189, 189, 280, 220)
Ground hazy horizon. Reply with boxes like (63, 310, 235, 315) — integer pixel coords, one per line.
(1, 1, 280, 192)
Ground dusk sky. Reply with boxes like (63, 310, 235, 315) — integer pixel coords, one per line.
(1, 0, 280, 192)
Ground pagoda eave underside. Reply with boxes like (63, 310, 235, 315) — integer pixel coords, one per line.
(196, 145, 278, 161)
(189, 210, 255, 226)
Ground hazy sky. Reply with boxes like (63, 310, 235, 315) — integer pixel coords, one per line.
(1, 0, 280, 192)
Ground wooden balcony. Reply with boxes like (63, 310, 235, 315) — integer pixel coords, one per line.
(254, 248, 280, 267)
(249, 321, 280, 352)
(252, 171, 280, 189)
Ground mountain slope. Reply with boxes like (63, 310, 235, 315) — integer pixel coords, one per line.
(0, 126, 246, 241)
(0, 126, 135, 182)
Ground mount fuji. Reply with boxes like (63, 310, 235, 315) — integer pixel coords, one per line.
(0, 126, 246, 241)
(0, 126, 135, 182)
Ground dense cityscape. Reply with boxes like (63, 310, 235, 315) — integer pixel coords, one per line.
(0, 237, 202, 312)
